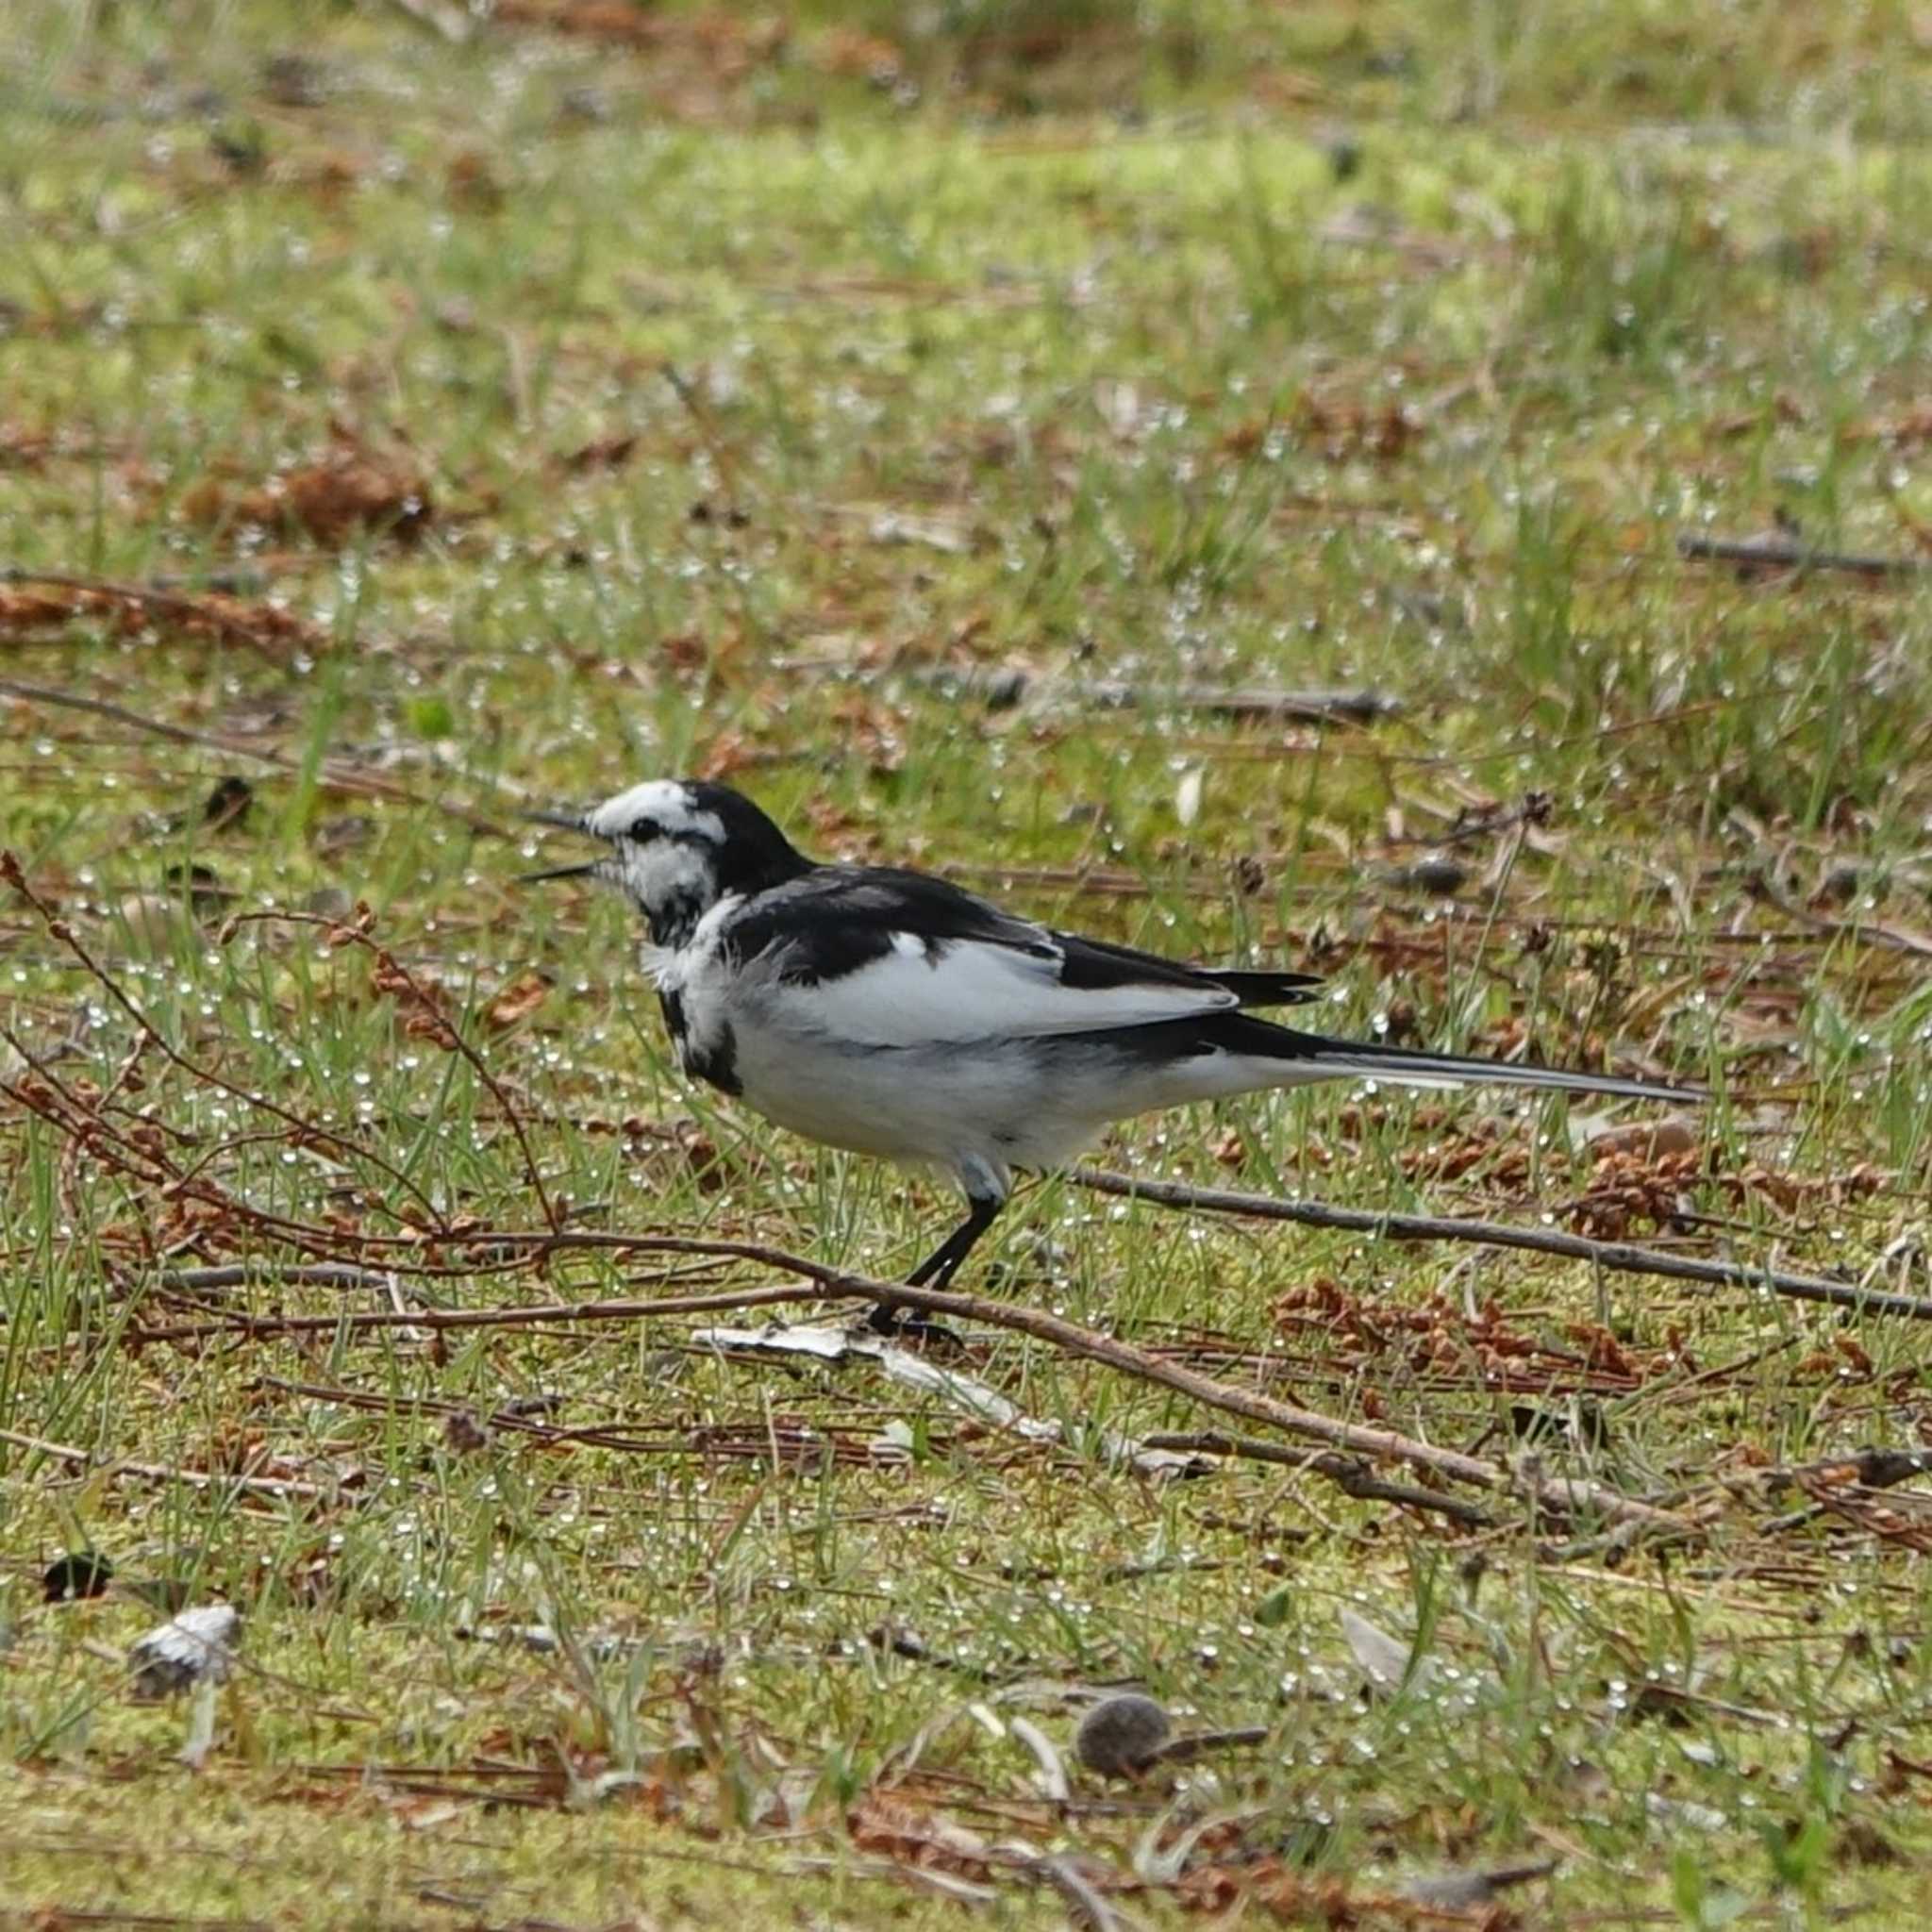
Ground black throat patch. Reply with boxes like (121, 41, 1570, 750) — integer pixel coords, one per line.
(658, 988, 741, 1096)
(647, 884, 711, 951)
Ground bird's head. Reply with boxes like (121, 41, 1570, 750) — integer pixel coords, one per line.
(524, 779, 807, 947)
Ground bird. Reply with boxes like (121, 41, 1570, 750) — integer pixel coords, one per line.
(525, 779, 1699, 1306)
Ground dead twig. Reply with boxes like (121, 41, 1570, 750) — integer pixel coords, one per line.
(1382, 789, 1553, 850)
(0, 562, 313, 660)
(1030, 676, 1397, 724)
(1068, 1169, 1932, 1323)
(789, 658, 1398, 724)
(1675, 531, 1928, 579)
(1739, 1446, 1932, 1536)
(1140, 1431, 1492, 1527)
(0, 1426, 337, 1499)
(0, 677, 511, 836)
(125, 1228, 1684, 1534)
(160, 1262, 400, 1293)
(1749, 869, 1932, 961)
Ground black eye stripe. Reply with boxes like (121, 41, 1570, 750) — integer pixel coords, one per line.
(619, 819, 723, 856)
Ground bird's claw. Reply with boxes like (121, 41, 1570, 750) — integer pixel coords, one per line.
(859, 1301, 967, 1352)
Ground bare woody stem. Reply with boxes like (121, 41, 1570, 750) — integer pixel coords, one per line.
(124, 1229, 1686, 1535)
(1067, 1168, 1932, 1322)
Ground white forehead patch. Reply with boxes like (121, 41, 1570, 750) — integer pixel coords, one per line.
(584, 779, 724, 844)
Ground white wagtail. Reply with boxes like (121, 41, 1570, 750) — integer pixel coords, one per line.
(526, 780, 1698, 1301)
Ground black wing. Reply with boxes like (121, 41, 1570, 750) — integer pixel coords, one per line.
(1052, 930, 1324, 1009)
(721, 865, 1323, 1006)
(719, 867, 1052, 982)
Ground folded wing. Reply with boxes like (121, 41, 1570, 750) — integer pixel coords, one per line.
(726, 867, 1318, 1048)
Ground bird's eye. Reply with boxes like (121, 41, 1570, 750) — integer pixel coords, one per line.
(629, 817, 663, 841)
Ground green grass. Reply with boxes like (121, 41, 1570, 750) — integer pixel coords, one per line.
(5, 2, 1932, 1924)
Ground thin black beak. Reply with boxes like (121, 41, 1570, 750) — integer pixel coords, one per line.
(520, 805, 600, 885)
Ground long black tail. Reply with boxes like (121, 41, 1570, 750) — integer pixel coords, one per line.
(1240, 1018, 1702, 1104)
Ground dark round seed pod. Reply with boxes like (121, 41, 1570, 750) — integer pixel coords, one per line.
(1074, 1692, 1172, 1776)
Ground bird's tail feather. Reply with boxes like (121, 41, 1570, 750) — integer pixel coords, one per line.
(1202, 968, 1325, 1009)
(1288, 1035, 1701, 1105)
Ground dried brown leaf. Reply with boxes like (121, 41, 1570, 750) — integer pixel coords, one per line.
(188, 451, 434, 547)
(484, 970, 553, 1031)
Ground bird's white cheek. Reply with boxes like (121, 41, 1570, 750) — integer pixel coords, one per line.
(619, 841, 715, 912)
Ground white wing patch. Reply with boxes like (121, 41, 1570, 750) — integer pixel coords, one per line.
(759, 934, 1236, 1047)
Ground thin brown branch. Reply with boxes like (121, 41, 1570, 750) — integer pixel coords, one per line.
(0, 1425, 335, 1498)
(0, 562, 307, 659)
(161, 1263, 401, 1293)
(1724, 1446, 1932, 1537)
(1749, 870, 1932, 961)
(126, 1229, 1683, 1532)
(0, 1425, 91, 1463)
(122, 1272, 833, 1344)
(1147, 1724, 1273, 1767)
(1675, 531, 1928, 578)
(1141, 1431, 1493, 1527)
(1068, 1169, 1932, 1322)
(0, 677, 512, 835)
(787, 658, 1399, 724)
(225, 909, 560, 1232)
(2, 853, 449, 1227)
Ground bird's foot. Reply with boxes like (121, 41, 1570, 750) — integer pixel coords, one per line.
(858, 1299, 967, 1352)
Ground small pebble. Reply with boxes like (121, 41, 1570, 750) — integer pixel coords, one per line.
(443, 1407, 491, 1454)
(1391, 854, 1467, 896)
(1814, 860, 1863, 905)
(1074, 1692, 1172, 1775)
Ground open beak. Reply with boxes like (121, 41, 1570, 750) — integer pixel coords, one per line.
(519, 806, 604, 885)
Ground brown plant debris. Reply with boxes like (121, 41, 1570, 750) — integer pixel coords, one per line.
(0, 572, 322, 659)
(183, 444, 435, 547)
(483, 970, 553, 1031)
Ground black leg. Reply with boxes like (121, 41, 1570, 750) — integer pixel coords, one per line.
(865, 1194, 1003, 1339)
(906, 1193, 1003, 1288)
